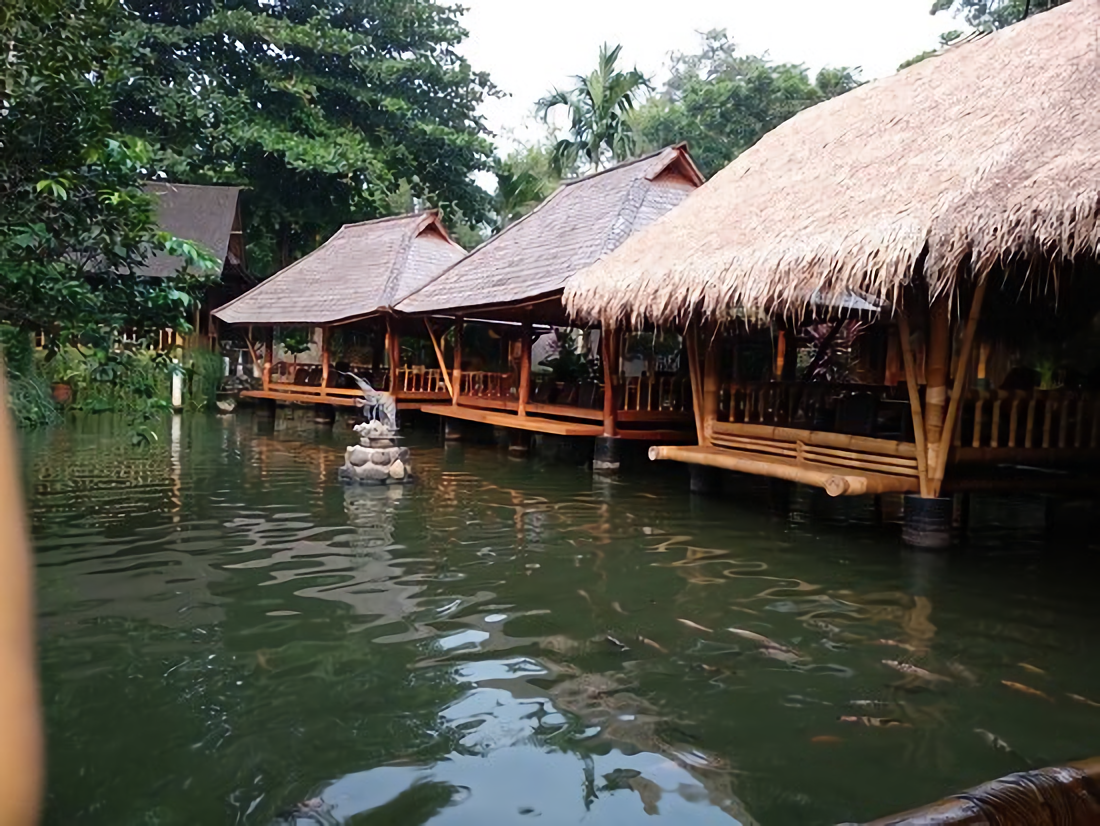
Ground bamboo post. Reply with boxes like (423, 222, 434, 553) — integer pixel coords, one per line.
(386, 317, 400, 393)
(262, 327, 274, 391)
(424, 320, 454, 399)
(924, 297, 951, 454)
(519, 322, 533, 418)
(320, 326, 330, 390)
(686, 326, 706, 445)
(452, 318, 463, 406)
(897, 314, 930, 498)
(703, 331, 720, 443)
(600, 326, 617, 436)
(930, 279, 988, 495)
(775, 329, 787, 379)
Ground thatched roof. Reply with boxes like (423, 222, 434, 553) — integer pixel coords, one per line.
(141, 182, 243, 278)
(396, 145, 703, 321)
(213, 212, 464, 326)
(565, 0, 1100, 326)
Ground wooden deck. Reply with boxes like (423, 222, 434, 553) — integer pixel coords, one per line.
(650, 444, 920, 496)
(241, 388, 451, 410)
(421, 404, 689, 442)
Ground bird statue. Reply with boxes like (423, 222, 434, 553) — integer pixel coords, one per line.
(339, 372, 397, 431)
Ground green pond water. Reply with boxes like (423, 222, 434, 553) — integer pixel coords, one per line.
(23, 412, 1100, 825)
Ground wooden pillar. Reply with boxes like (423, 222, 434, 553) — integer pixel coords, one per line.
(386, 317, 400, 392)
(518, 321, 532, 418)
(452, 318, 463, 406)
(924, 297, 951, 457)
(703, 328, 719, 444)
(320, 326, 330, 390)
(600, 326, 617, 437)
(686, 326, 706, 445)
(898, 314, 930, 498)
(262, 327, 274, 391)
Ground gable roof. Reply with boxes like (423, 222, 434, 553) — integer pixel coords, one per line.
(213, 212, 465, 326)
(565, 0, 1100, 326)
(141, 182, 243, 278)
(396, 145, 703, 319)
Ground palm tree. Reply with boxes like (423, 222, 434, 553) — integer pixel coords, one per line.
(536, 43, 651, 175)
(493, 166, 551, 231)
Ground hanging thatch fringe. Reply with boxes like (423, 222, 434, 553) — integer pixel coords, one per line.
(564, 0, 1100, 327)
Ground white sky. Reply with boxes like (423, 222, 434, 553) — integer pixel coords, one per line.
(460, 0, 958, 151)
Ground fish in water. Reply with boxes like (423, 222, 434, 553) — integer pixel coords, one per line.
(873, 639, 919, 652)
(577, 589, 593, 605)
(974, 728, 1014, 754)
(944, 661, 979, 685)
(1002, 681, 1053, 702)
(848, 699, 895, 710)
(606, 635, 630, 652)
(611, 601, 628, 615)
(1068, 693, 1100, 709)
(639, 636, 669, 654)
(728, 627, 786, 649)
(811, 735, 843, 745)
(760, 646, 803, 665)
(839, 716, 911, 728)
(806, 619, 842, 634)
(1018, 663, 1047, 676)
(883, 660, 953, 683)
(677, 618, 714, 634)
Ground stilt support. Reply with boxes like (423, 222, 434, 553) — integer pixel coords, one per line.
(444, 419, 462, 442)
(313, 403, 336, 426)
(902, 495, 954, 549)
(690, 464, 722, 495)
(593, 436, 621, 474)
(508, 430, 530, 455)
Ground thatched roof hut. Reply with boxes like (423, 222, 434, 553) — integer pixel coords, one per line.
(397, 145, 704, 323)
(142, 182, 246, 281)
(213, 211, 464, 326)
(565, 0, 1100, 327)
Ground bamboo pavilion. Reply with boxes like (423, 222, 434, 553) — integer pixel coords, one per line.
(564, 0, 1100, 544)
(212, 211, 464, 412)
(395, 145, 705, 457)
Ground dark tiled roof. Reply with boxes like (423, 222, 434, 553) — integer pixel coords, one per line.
(396, 145, 703, 316)
(213, 212, 464, 326)
(141, 183, 242, 278)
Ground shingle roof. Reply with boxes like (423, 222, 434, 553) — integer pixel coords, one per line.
(396, 145, 703, 318)
(141, 182, 242, 278)
(213, 212, 464, 326)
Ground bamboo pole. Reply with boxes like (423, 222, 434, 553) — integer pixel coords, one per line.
(600, 326, 616, 436)
(262, 327, 274, 391)
(685, 326, 706, 445)
(386, 316, 400, 393)
(712, 420, 918, 457)
(924, 297, 951, 453)
(424, 320, 454, 399)
(452, 318, 463, 405)
(897, 313, 930, 497)
(519, 321, 533, 419)
(0, 366, 42, 826)
(649, 445, 918, 496)
(320, 326, 330, 389)
(930, 279, 988, 495)
(703, 331, 719, 443)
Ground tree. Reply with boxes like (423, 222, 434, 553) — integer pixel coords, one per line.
(930, 0, 1067, 30)
(112, 0, 497, 273)
(0, 0, 216, 352)
(536, 43, 651, 175)
(492, 143, 560, 231)
(631, 31, 861, 178)
(898, 30, 965, 71)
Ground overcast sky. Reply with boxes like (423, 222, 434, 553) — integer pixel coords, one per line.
(459, 0, 958, 149)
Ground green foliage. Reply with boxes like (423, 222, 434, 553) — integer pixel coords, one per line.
(0, 0, 219, 351)
(539, 331, 596, 383)
(277, 327, 313, 356)
(536, 44, 651, 175)
(111, 0, 498, 274)
(631, 31, 861, 177)
(492, 144, 560, 231)
(185, 348, 224, 412)
(898, 30, 966, 70)
(931, 0, 1065, 30)
(0, 326, 61, 428)
(42, 346, 171, 415)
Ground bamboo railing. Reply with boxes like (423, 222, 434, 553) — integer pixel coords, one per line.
(951, 388, 1100, 463)
(620, 375, 692, 413)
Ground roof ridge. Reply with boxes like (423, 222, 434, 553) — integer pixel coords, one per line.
(558, 145, 682, 189)
(381, 214, 437, 307)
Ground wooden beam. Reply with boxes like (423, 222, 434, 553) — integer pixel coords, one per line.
(424, 320, 454, 399)
(712, 420, 917, 458)
(686, 326, 706, 445)
(519, 321, 532, 418)
(262, 327, 274, 392)
(320, 326, 330, 389)
(600, 326, 617, 437)
(386, 316, 400, 393)
(420, 403, 602, 437)
(452, 318, 463, 406)
(703, 329, 719, 442)
(897, 314, 931, 498)
(930, 279, 988, 495)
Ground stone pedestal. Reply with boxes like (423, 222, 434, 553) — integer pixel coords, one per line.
(338, 421, 413, 485)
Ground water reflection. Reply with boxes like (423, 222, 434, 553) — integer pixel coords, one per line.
(22, 414, 1100, 825)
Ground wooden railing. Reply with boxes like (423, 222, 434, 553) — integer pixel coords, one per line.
(460, 371, 514, 399)
(953, 389, 1100, 462)
(621, 376, 692, 412)
(720, 382, 912, 439)
(395, 366, 447, 394)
